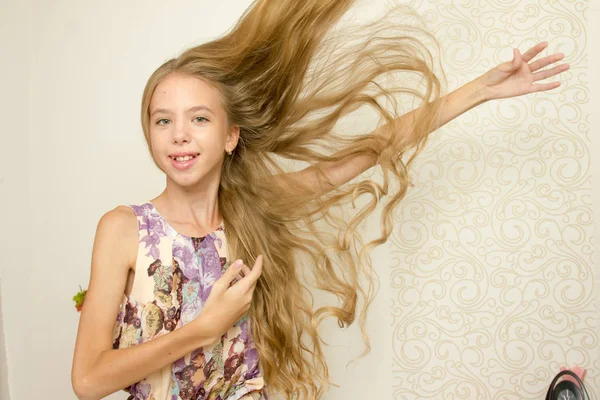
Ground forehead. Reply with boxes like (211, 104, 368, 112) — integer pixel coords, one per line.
(150, 73, 224, 112)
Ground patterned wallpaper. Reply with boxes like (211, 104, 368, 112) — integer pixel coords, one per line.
(389, 0, 595, 398)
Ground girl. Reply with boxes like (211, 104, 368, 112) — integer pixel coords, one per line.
(71, 0, 570, 399)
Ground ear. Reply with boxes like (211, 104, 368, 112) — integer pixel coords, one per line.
(226, 124, 240, 152)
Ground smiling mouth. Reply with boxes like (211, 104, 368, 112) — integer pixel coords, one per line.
(169, 153, 200, 162)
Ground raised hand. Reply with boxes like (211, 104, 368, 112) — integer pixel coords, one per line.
(481, 41, 570, 101)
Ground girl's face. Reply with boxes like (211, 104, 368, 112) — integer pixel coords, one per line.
(148, 73, 239, 187)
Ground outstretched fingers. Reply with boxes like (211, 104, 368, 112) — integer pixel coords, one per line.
(532, 63, 570, 82)
(521, 41, 548, 63)
(529, 52, 566, 72)
(531, 81, 562, 93)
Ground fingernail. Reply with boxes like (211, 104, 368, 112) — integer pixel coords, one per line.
(233, 259, 242, 268)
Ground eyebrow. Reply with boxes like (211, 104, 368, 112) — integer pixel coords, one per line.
(150, 105, 215, 117)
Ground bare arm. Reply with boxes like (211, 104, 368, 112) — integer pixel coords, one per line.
(71, 207, 263, 400)
(282, 41, 568, 195)
(280, 77, 487, 194)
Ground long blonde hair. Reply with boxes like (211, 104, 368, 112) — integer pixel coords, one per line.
(140, 0, 444, 398)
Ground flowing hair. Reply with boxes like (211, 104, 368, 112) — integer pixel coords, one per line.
(140, 0, 444, 398)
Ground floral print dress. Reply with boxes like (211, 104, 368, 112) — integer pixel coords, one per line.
(112, 202, 266, 400)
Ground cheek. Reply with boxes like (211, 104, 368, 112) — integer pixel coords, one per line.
(196, 129, 226, 152)
(210, 134, 228, 149)
(149, 133, 167, 158)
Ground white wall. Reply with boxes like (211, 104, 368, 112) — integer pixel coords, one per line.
(1, 1, 34, 399)
(0, 0, 596, 399)
(0, 287, 10, 400)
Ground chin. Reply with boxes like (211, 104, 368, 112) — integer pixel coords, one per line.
(170, 174, 204, 188)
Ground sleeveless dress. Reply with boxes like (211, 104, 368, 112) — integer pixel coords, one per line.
(112, 202, 267, 400)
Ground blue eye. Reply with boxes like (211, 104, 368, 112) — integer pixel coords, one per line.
(194, 117, 208, 123)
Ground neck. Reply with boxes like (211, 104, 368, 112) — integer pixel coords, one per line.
(152, 170, 223, 228)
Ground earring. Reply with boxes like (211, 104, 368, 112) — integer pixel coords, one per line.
(227, 150, 233, 155)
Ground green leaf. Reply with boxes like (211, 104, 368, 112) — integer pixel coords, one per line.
(73, 288, 87, 307)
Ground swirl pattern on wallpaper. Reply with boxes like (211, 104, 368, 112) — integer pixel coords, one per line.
(390, 0, 594, 398)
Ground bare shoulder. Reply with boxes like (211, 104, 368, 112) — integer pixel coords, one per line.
(99, 205, 137, 229)
(94, 205, 138, 270)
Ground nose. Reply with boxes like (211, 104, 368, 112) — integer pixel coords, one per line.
(171, 121, 190, 144)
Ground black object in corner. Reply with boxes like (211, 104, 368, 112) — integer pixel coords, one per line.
(546, 370, 590, 400)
